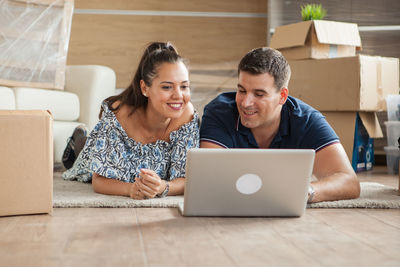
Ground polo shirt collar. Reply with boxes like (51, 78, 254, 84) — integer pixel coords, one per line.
(235, 114, 259, 147)
(234, 103, 291, 147)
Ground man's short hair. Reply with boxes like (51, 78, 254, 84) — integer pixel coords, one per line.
(238, 47, 291, 91)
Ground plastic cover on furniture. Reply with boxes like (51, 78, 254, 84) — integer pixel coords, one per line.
(0, 0, 74, 90)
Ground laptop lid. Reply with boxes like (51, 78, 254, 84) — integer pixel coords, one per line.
(182, 148, 315, 217)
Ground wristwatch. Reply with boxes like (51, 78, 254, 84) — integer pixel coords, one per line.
(157, 181, 169, 198)
(307, 185, 315, 203)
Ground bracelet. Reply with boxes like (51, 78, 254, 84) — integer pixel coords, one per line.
(307, 185, 315, 203)
(157, 181, 169, 198)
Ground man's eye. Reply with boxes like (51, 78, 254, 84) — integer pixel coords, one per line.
(181, 85, 190, 90)
(238, 90, 246, 94)
(255, 93, 265, 97)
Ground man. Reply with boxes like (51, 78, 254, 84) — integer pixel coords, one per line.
(200, 47, 360, 203)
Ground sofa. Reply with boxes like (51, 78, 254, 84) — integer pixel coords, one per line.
(0, 65, 116, 163)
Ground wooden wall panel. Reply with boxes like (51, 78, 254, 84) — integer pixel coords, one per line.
(351, 0, 400, 26)
(74, 0, 268, 13)
(270, 0, 400, 28)
(360, 31, 400, 59)
(269, 0, 352, 29)
(67, 15, 267, 88)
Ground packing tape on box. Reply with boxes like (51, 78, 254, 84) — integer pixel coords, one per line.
(329, 45, 338, 58)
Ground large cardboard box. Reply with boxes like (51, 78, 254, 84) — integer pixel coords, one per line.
(270, 20, 361, 60)
(289, 55, 400, 111)
(322, 111, 383, 172)
(0, 110, 53, 216)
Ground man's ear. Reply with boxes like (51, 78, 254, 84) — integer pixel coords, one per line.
(279, 87, 289, 104)
(140, 80, 148, 96)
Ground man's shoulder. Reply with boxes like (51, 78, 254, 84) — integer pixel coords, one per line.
(281, 96, 339, 150)
(284, 95, 328, 132)
(286, 96, 321, 119)
(203, 92, 238, 117)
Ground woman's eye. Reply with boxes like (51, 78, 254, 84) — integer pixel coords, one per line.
(238, 90, 246, 94)
(181, 85, 189, 90)
(255, 93, 265, 97)
(162, 86, 172, 90)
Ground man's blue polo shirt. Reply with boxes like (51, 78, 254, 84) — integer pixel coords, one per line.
(200, 92, 339, 150)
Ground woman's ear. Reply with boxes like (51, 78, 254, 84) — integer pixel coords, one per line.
(279, 87, 289, 105)
(140, 80, 148, 97)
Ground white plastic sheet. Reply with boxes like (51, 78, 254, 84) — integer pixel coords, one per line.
(0, 0, 74, 90)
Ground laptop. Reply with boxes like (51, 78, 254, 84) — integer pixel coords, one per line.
(179, 148, 315, 217)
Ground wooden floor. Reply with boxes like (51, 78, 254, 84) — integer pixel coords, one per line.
(1, 167, 399, 267)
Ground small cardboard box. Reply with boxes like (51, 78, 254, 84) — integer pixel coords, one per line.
(322, 111, 383, 172)
(0, 110, 53, 216)
(270, 20, 361, 60)
(289, 55, 400, 111)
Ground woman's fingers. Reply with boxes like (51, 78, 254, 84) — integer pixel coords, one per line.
(136, 178, 157, 197)
(129, 181, 148, 200)
(140, 169, 161, 186)
(137, 169, 167, 197)
(129, 183, 140, 199)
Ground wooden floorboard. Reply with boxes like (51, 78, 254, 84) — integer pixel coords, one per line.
(1, 208, 399, 267)
(0, 166, 399, 267)
(308, 209, 400, 266)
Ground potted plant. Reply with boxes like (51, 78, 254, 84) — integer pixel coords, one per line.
(300, 3, 327, 21)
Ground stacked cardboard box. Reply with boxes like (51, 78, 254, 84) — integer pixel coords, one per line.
(0, 110, 53, 216)
(271, 20, 400, 172)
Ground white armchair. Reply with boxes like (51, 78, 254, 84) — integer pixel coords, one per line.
(0, 65, 116, 163)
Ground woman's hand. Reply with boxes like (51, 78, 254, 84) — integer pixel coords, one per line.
(134, 169, 167, 199)
(128, 182, 147, 200)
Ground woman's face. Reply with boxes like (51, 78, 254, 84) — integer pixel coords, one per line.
(142, 61, 190, 120)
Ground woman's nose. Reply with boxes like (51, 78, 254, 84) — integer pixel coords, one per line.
(172, 86, 183, 98)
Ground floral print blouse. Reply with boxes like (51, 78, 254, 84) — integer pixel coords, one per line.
(62, 101, 200, 183)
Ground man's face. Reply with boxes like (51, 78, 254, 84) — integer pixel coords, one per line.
(236, 71, 287, 130)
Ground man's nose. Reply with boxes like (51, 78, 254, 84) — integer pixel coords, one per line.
(242, 94, 253, 107)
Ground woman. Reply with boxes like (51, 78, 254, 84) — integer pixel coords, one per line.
(62, 42, 199, 200)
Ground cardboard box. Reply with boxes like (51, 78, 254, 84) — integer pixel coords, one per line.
(0, 110, 53, 216)
(322, 111, 383, 172)
(289, 55, 400, 111)
(270, 20, 361, 60)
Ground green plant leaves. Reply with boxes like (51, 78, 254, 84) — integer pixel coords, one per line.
(301, 3, 327, 21)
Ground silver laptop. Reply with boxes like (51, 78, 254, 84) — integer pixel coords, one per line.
(179, 148, 315, 217)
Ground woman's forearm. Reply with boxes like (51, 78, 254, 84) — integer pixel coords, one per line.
(168, 177, 185, 196)
(92, 172, 186, 197)
(92, 173, 131, 196)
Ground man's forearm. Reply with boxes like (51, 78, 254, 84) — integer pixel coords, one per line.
(310, 172, 360, 203)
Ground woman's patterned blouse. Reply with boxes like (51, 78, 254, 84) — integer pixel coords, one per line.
(62, 101, 200, 183)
